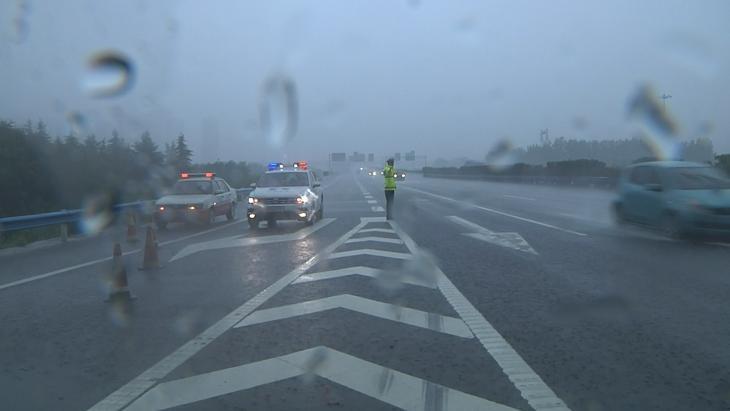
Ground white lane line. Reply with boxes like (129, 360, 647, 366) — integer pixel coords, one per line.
(234, 294, 474, 338)
(0, 219, 247, 292)
(292, 266, 437, 289)
(125, 346, 516, 411)
(328, 249, 412, 261)
(169, 218, 335, 261)
(390, 221, 571, 411)
(367, 200, 377, 204)
(502, 195, 536, 201)
(345, 236, 404, 245)
(371, 206, 385, 212)
(88, 220, 369, 411)
(403, 186, 587, 237)
(358, 228, 396, 234)
(0, 255, 119, 292)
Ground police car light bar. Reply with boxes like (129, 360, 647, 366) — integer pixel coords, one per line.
(180, 172, 189, 178)
(293, 161, 308, 170)
(268, 162, 286, 171)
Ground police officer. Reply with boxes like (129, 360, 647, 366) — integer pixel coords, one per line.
(383, 158, 396, 220)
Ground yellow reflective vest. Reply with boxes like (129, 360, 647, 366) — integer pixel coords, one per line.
(384, 165, 396, 190)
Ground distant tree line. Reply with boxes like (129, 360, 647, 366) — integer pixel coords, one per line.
(0, 120, 263, 218)
(512, 137, 715, 167)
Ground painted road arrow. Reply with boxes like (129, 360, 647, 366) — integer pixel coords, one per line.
(234, 294, 472, 338)
(124, 346, 518, 411)
(169, 218, 335, 261)
(447, 216, 537, 255)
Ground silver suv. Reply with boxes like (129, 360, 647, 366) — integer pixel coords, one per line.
(247, 167, 323, 229)
(155, 172, 237, 229)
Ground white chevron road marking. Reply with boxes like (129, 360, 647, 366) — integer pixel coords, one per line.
(169, 218, 335, 261)
(124, 346, 517, 411)
(328, 249, 412, 260)
(235, 294, 472, 338)
(345, 236, 403, 245)
(358, 227, 395, 234)
(292, 266, 437, 288)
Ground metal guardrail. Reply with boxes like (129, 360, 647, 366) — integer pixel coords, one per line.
(0, 188, 253, 239)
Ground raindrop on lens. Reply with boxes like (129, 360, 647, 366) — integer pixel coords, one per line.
(627, 84, 680, 160)
(79, 193, 115, 236)
(302, 346, 328, 383)
(66, 111, 87, 136)
(12, 0, 30, 44)
(258, 74, 298, 148)
(83, 51, 135, 98)
(485, 139, 516, 171)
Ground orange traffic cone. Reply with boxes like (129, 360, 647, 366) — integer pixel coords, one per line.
(139, 226, 162, 270)
(126, 213, 138, 243)
(107, 243, 134, 301)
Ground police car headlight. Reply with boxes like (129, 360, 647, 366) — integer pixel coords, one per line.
(296, 196, 308, 204)
(248, 197, 259, 204)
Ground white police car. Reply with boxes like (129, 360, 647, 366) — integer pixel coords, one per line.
(155, 172, 237, 229)
(247, 162, 323, 229)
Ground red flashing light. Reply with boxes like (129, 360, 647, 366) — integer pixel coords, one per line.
(294, 161, 308, 170)
(180, 172, 190, 179)
(205, 172, 215, 178)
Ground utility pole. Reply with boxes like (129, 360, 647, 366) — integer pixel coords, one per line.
(660, 93, 672, 112)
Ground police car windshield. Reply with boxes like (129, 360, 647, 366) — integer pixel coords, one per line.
(257, 172, 309, 187)
(667, 167, 730, 190)
(173, 180, 213, 195)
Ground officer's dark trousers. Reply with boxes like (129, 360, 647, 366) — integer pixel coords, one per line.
(384, 190, 395, 220)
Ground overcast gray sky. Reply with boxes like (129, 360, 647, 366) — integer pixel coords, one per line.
(2, 0, 729, 165)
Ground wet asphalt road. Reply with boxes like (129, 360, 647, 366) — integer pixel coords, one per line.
(1, 172, 729, 411)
